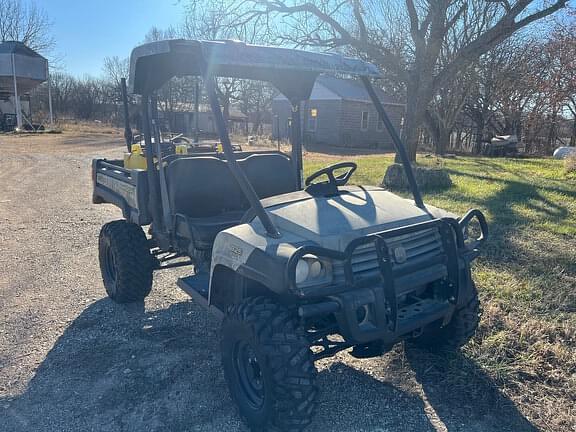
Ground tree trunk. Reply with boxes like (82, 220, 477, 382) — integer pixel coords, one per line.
(547, 111, 558, 153)
(424, 109, 451, 156)
(436, 126, 450, 156)
(570, 116, 576, 147)
(473, 121, 484, 154)
(251, 112, 262, 135)
(503, 113, 513, 135)
(398, 81, 424, 162)
(515, 117, 523, 146)
(222, 99, 230, 125)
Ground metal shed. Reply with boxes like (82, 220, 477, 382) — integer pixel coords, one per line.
(0, 41, 53, 131)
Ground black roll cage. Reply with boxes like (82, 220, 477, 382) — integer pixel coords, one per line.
(126, 39, 425, 238)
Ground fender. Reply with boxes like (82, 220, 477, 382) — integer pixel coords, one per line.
(208, 225, 301, 306)
(209, 243, 289, 307)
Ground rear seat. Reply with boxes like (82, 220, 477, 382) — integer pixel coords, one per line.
(166, 153, 298, 250)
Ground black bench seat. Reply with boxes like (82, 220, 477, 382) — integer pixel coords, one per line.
(166, 152, 297, 249)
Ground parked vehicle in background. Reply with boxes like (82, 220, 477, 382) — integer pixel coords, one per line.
(553, 146, 576, 159)
(481, 134, 520, 157)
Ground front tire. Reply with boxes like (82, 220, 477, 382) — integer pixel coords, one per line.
(412, 283, 481, 351)
(98, 220, 155, 303)
(221, 297, 318, 431)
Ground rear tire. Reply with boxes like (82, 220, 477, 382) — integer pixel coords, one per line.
(98, 220, 155, 303)
(221, 297, 318, 431)
(412, 283, 481, 351)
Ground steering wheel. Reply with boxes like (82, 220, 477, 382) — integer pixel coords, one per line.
(305, 162, 357, 189)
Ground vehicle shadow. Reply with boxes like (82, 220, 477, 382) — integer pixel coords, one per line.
(404, 345, 539, 431)
(0, 298, 537, 432)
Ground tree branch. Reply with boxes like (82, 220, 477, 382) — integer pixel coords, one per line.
(252, 0, 407, 79)
(436, 0, 568, 87)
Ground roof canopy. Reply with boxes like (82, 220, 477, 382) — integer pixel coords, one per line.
(128, 39, 381, 102)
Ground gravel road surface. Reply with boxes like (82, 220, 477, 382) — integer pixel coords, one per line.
(0, 132, 538, 431)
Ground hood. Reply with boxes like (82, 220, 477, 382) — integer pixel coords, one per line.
(261, 186, 453, 251)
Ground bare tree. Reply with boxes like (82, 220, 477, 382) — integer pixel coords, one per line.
(184, 0, 273, 42)
(102, 56, 129, 88)
(142, 27, 195, 130)
(47, 74, 107, 120)
(182, 1, 276, 128)
(0, 0, 54, 53)
(463, 39, 522, 153)
(425, 68, 475, 155)
(46, 72, 75, 117)
(539, 25, 576, 147)
(239, 0, 568, 160)
(66, 76, 106, 120)
(423, 6, 504, 155)
(238, 80, 276, 134)
(491, 41, 548, 144)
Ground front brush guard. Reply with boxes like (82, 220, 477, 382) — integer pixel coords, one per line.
(291, 210, 489, 344)
(458, 209, 489, 261)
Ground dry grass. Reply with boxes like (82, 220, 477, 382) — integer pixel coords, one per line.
(565, 154, 576, 177)
(56, 119, 122, 135)
(468, 302, 576, 430)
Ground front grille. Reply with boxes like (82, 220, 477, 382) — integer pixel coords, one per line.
(332, 228, 443, 284)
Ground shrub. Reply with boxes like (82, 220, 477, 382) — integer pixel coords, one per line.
(383, 163, 452, 191)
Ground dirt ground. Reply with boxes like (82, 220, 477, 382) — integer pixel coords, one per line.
(0, 131, 540, 432)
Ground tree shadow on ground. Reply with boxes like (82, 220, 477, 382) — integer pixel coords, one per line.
(305, 143, 396, 156)
(0, 297, 538, 432)
(441, 164, 576, 315)
(445, 165, 576, 202)
(443, 163, 576, 282)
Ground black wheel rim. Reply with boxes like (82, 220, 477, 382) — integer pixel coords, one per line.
(103, 240, 117, 290)
(233, 340, 265, 410)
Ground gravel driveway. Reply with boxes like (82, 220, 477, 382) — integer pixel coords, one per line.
(0, 132, 538, 432)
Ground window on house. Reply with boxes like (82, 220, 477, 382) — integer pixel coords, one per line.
(361, 111, 369, 131)
(307, 108, 318, 131)
(377, 114, 384, 131)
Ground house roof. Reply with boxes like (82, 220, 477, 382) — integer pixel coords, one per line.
(317, 76, 399, 104)
(274, 75, 403, 105)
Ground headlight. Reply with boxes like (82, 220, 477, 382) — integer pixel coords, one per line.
(294, 254, 330, 286)
(295, 259, 310, 284)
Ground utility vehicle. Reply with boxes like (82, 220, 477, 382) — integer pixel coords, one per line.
(92, 39, 488, 431)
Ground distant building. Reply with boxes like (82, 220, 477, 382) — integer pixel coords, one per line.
(158, 103, 248, 136)
(272, 76, 405, 149)
(0, 41, 52, 131)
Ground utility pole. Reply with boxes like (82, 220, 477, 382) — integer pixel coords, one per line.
(11, 53, 23, 130)
(46, 62, 54, 126)
(194, 78, 200, 143)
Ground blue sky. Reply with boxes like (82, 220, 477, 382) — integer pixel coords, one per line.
(37, 0, 184, 76)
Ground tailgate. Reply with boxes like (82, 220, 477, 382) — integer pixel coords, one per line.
(92, 159, 151, 225)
